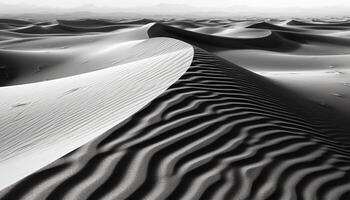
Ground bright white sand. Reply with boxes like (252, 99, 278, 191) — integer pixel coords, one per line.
(0, 36, 193, 190)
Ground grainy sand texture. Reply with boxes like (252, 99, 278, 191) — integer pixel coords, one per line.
(0, 18, 349, 200)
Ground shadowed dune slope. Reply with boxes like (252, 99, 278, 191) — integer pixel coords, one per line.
(150, 22, 350, 54)
(57, 19, 144, 33)
(57, 19, 119, 27)
(0, 24, 158, 86)
(247, 22, 305, 32)
(1, 47, 349, 200)
(0, 19, 33, 26)
(146, 20, 350, 125)
(148, 23, 301, 52)
(107, 19, 154, 25)
(57, 23, 137, 33)
(11, 25, 72, 34)
(287, 20, 350, 27)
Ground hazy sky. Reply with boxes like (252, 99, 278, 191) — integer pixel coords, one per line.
(1, 0, 349, 8)
(1, 0, 349, 17)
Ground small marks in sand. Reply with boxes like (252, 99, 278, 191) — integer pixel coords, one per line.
(343, 83, 350, 87)
(0, 65, 9, 79)
(95, 66, 105, 70)
(331, 93, 345, 98)
(59, 87, 83, 98)
(111, 60, 119, 65)
(16, 142, 37, 152)
(60, 46, 70, 49)
(315, 99, 329, 108)
(110, 59, 121, 66)
(36, 65, 43, 72)
(82, 60, 89, 64)
(12, 102, 31, 108)
(325, 70, 343, 75)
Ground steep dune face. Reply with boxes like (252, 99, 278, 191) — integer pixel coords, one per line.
(1, 18, 350, 200)
(0, 23, 193, 191)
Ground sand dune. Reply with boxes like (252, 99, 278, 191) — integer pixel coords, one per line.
(149, 23, 301, 51)
(187, 27, 272, 39)
(0, 24, 193, 191)
(287, 19, 350, 27)
(11, 24, 74, 34)
(148, 20, 350, 127)
(0, 19, 33, 26)
(247, 22, 305, 32)
(0, 24, 158, 85)
(0, 18, 350, 200)
(57, 23, 137, 33)
(57, 19, 120, 27)
(1, 47, 349, 200)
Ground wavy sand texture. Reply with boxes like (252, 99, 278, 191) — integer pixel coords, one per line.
(1, 47, 349, 200)
(0, 19, 350, 200)
(0, 36, 193, 191)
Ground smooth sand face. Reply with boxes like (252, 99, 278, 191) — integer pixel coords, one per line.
(0, 25, 193, 190)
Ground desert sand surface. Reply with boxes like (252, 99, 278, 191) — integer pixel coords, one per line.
(0, 18, 349, 200)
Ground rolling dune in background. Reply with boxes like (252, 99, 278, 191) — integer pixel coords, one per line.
(0, 18, 350, 200)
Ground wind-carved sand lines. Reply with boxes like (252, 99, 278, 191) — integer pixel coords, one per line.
(0, 37, 193, 191)
(2, 47, 349, 200)
(0, 19, 350, 200)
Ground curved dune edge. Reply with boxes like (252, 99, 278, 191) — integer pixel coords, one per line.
(0, 23, 172, 86)
(1, 47, 349, 200)
(0, 18, 350, 199)
(0, 37, 193, 191)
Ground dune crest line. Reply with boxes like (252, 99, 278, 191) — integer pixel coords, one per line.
(0, 36, 193, 191)
(1, 47, 349, 200)
(0, 18, 350, 200)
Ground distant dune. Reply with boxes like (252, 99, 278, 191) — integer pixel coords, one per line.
(0, 18, 350, 200)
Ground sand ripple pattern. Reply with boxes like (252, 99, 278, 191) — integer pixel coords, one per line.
(1, 47, 350, 200)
